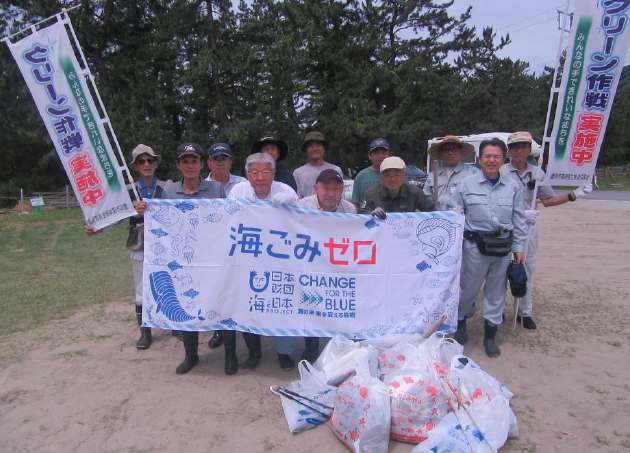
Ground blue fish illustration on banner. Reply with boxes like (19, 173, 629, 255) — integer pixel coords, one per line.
(416, 216, 460, 264)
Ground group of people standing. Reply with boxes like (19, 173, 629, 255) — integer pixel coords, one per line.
(88, 129, 592, 376)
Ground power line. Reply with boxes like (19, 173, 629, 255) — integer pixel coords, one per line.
(495, 2, 575, 32)
(508, 16, 558, 35)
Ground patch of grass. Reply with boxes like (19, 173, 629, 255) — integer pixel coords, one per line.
(0, 208, 133, 338)
(56, 349, 88, 361)
(595, 174, 630, 190)
(621, 439, 630, 449)
(596, 435, 610, 446)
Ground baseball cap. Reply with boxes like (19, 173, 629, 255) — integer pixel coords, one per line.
(507, 262, 528, 298)
(507, 131, 533, 146)
(176, 143, 203, 159)
(316, 168, 343, 184)
(300, 131, 329, 152)
(369, 138, 390, 153)
(208, 143, 233, 159)
(129, 144, 161, 166)
(380, 156, 406, 173)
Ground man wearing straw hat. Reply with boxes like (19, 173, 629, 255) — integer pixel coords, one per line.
(500, 131, 593, 330)
(424, 135, 478, 211)
(84, 144, 168, 350)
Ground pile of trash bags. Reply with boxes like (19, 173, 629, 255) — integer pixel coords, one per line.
(271, 332, 518, 453)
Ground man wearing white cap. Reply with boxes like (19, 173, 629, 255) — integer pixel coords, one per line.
(85, 144, 168, 350)
(424, 135, 479, 210)
(500, 131, 593, 330)
(359, 156, 433, 217)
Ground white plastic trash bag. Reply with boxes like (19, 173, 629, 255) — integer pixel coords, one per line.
(362, 333, 422, 353)
(413, 356, 513, 452)
(411, 396, 507, 453)
(272, 360, 337, 433)
(330, 365, 391, 453)
(377, 340, 424, 379)
(314, 335, 379, 386)
(385, 368, 449, 443)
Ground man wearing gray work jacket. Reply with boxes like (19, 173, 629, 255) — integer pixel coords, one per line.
(449, 138, 526, 358)
(424, 135, 479, 210)
(136, 143, 242, 376)
(500, 131, 592, 330)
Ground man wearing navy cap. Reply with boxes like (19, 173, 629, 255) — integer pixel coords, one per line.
(351, 138, 391, 208)
(137, 143, 243, 376)
(296, 168, 356, 363)
(205, 143, 246, 196)
(300, 169, 356, 214)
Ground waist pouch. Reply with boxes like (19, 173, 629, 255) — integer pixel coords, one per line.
(126, 223, 144, 251)
(464, 230, 512, 257)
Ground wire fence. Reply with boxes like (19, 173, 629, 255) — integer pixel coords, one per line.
(0, 186, 79, 213)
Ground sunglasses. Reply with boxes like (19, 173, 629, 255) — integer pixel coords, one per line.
(136, 158, 157, 165)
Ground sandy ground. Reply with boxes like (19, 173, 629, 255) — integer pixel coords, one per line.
(1, 199, 629, 453)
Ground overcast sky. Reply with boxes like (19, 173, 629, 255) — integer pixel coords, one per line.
(231, 1, 629, 74)
(451, 0, 577, 74)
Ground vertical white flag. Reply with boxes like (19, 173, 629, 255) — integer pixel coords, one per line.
(547, 0, 630, 186)
(5, 16, 135, 229)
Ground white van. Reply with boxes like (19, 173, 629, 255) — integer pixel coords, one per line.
(426, 132, 542, 169)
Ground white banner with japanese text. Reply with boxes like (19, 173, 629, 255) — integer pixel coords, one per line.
(547, 0, 630, 186)
(142, 199, 464, 339)
(6, 18, 135, 229)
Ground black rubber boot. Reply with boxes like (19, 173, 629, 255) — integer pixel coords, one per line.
(172, 330, 184, 341)
(278, 354, 295, 371)
(453, 318, 468, 345)
(241, 333, 262, 370)
(302, 337, 320, 363)
(483, 320, 501, 358)
(135, 305, 152, 350)
(208, 331, 223, 349)
(223, 330, 239, 375)
(517, 316, 537, 330)
(176, 332, 200, 374)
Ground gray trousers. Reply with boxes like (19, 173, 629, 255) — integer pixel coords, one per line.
(519, 224, 538, 317)
(459, 239, 511, 326)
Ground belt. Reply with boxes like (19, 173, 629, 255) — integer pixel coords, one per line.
(463, 230, 505, 240)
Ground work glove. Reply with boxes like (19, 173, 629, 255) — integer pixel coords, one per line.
(371, 207, 386, 220)
(525, 209, 539, 226)
(574, 183, 593, 199)
(271, 192, 296, 206)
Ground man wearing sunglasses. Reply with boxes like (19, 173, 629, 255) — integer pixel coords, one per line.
(84, 144, 168, 350)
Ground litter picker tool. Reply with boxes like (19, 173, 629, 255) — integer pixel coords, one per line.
(270, 385, 333, 420)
